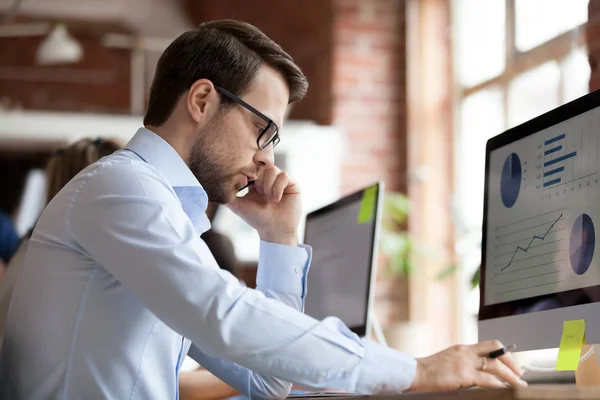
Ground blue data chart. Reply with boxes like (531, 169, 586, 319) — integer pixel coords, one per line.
(542, 134, 577, 189)
(501, 153, 522, 208)
(570, 213, 595, 275)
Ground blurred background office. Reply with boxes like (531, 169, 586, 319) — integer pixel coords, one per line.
(0, 0, 595, 362)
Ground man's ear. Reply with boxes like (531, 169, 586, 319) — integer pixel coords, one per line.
(187, 79, 219, 124)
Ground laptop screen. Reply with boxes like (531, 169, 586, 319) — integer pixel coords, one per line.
(303, 183, 381, 336)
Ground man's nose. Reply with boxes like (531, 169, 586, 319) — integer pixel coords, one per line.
(254, 145, 275, 169)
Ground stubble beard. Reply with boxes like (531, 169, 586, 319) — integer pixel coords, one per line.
(188, 123, 236, 204)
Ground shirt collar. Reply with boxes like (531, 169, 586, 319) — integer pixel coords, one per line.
(125, 127, 211, 234)
(126, 127, 200, 188)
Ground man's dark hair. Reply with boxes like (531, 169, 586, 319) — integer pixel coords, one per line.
(144, 19, 308, 127)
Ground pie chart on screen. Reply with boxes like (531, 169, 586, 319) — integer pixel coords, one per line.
(570, 213, 595, 275)
(501, 153, 521, 208)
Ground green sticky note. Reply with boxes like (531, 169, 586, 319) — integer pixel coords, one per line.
(357, 186, 377, 224)
(556, 319, 586, 371)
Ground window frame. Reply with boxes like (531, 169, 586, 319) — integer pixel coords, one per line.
(458, 0, 587, 114)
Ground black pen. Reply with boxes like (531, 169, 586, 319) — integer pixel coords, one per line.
(238, 180, 255, 192)
(488, 344, 517, 359)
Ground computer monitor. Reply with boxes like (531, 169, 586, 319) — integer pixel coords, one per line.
(479, 89, 600, 352)
(303, 182, 383, 338)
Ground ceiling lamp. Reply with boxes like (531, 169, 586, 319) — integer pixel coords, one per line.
(36, 24, 83, 65)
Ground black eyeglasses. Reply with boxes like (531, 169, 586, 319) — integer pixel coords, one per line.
(214, 85, 280, 150)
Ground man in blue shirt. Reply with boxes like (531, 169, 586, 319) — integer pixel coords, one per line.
(0, 20, 526, 399)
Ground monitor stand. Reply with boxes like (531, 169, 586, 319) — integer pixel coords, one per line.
(521, 367, 575, 384)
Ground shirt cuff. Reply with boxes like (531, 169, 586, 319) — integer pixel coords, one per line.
(352, 340, 417, 394)
(256, 240, 312, 300)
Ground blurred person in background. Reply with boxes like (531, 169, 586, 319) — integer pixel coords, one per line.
(0, 158, 29, 275)
(0, 209, 19, 278)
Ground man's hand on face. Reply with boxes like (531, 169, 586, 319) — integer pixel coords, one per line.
(407, 340, 527, 392)
(227, 166, 302, 246)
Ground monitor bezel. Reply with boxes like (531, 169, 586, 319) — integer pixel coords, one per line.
(303, 181, 383, 337)
(480, 89, 600, 321)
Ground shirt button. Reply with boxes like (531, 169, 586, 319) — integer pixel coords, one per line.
(294, 267, 302, 274)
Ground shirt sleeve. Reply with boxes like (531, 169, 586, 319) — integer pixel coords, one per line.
(185, 240, 311, 398)
(186, 343, 290, 400)
(255, 240, 312, 311)
(69, 164, 417, 397)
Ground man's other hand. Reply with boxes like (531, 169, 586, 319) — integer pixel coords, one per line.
(407, 340, 527, 392)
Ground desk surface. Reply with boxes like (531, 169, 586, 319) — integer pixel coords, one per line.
(294, 385, 600, 399)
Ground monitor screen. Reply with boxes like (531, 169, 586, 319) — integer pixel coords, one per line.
(481, 92, 600, 322)
(303, 183, 381, 336)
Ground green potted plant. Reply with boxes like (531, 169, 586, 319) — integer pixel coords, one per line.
(378, 192, 414, 276)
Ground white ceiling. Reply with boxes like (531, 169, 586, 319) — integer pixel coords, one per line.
(0, 0, 193, 38)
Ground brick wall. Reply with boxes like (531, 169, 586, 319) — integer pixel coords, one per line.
(333, 0, 407, 194)
(332, 0, 409, 327)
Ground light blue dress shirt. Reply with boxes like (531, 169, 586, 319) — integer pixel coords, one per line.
(0, 128, 416, 399)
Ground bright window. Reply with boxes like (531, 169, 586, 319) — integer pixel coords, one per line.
(507, 61, 561, 127)
(515, 0, 588, 51)
(455, 0, 506, 86)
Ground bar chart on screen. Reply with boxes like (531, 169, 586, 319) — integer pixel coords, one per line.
(536, 119, 599, 191)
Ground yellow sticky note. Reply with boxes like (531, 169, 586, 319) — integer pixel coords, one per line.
(357, 186, 377, 224)
(556, 319, 586, 371)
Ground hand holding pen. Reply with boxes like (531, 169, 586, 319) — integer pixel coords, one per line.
(407, 341, 526, 392)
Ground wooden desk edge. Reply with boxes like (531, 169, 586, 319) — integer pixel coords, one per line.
(291, 384, 600, 399)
